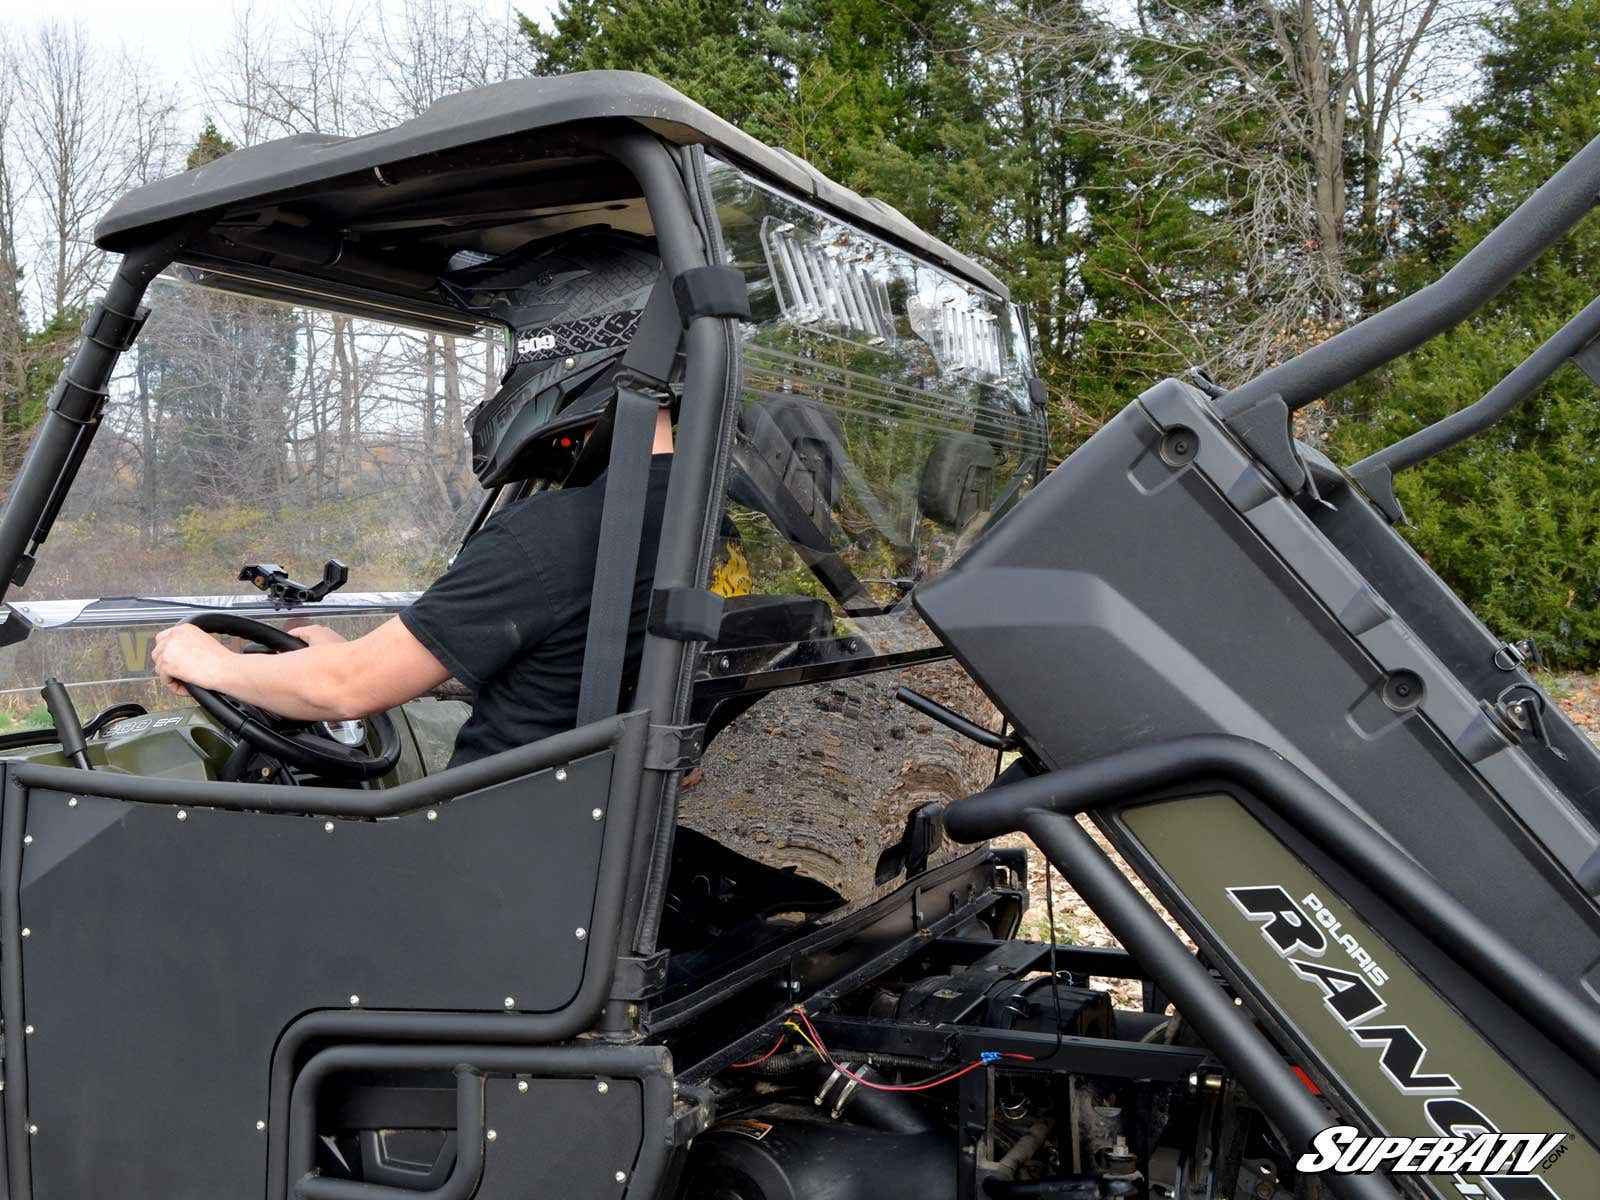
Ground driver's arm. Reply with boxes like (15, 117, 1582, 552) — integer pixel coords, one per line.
(151, 616, 451, 721)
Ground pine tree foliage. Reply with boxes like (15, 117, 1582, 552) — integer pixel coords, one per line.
(1328, 0, 1600, 665)
(518, 0, 1101, 448)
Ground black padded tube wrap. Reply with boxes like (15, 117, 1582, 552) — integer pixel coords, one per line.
(1216, 132, 1600, 421)
(632, 147, 743, 960)
(1, 771, 32, 1200)
(594, 133, 730, 961)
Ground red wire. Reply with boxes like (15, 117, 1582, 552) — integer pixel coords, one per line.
(789, 1006, 1033, 1093)
(729, 1035, 787, 1069)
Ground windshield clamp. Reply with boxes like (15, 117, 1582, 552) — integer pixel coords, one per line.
(644, 722, 705, 772)
(671, 265, 750, 325)
(648, 587, 724, 644)
(47, 377, 109, 426)
(81, 300, 150, 354)
(610, 950, 670, 1001)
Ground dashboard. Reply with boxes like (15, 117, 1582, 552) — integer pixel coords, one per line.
(9, 698, 471, 786)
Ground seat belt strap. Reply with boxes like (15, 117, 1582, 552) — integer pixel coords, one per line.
(620, 269, 683, 385)
(575, 384, 659, 726)
(574, 270, 683, 726)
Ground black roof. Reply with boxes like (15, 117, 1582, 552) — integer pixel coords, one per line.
(95, 70, 1006, 301)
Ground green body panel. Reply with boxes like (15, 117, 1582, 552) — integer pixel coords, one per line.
(10, 698, 467, 784)
(16, 708, 226, 780)
(1122, 794, 1598, 1200)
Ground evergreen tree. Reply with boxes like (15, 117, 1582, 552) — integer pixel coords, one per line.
(1328, 0, 1600, 665)
(518, 0, 1090, 454)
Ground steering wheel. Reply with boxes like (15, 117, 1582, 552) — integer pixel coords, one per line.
(179, 614, 402, 783)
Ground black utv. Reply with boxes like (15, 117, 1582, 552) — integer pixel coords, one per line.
(0, 70, 1594, 1200)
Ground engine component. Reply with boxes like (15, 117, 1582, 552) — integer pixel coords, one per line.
(1094, 1136, 1142, 1197)
(682, 1115, 954, 1200)
(990, 1119, 1053, 1182)
(812, 1063, 938, 1134)
(983, 1179, 1099, 1199)
(897, 969, 1113, 1040)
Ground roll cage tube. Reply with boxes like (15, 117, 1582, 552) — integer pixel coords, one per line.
(0, 228, 191, 638)
(1347, 293, 1600, 521)
(944, 734, 1600, 1078)
(605, 137, 735, 977)
(0, 125, 730, 1015)
(1214, 131, 1600, 491)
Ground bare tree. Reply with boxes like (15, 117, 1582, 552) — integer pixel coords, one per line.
(199, 1, 367, 142)
(0, 34, 31, 473)
(14, 21, 176, 323)
(196, 3, 286, 149)
(369, 0, 532, 126)
(988, 0, 1477, 384)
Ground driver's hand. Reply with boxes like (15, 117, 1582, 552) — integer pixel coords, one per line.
(287, 623, 346, 647)
(151, 624, 236, 696)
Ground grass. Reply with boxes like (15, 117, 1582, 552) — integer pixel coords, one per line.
(0, 704, 52, 733)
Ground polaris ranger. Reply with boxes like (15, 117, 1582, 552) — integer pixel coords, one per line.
(0, 70, 1593, 1200)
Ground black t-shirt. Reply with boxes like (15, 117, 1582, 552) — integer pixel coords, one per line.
(400, 454, 673, 767)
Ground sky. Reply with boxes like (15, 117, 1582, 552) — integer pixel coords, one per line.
(3, 0, 557, 132)
(0, 0, 559, 325)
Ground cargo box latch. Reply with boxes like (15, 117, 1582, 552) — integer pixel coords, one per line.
(1493, 636, 1541, 672)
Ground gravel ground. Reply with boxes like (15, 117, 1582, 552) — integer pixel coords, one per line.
(1004, 677, 1599, 1008)
(1539, 670, 1600, 732)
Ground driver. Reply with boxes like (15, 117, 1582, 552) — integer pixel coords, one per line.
(151, 228, 675, 770)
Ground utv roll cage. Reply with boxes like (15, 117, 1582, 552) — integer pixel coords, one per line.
(1, 68, 1599, 1200)
(1213, 132, 1600, 508)
(0, 72, 1038, 1200)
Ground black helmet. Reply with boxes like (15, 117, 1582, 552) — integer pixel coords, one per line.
(441, 226, 660, 487)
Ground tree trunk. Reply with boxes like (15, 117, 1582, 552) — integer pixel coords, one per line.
(333, 316, 355, 496)
(440, 336, 466, 510)
(136, 345, 157, 548)
(423, 333, 438, 453)
(680, 660, 1002, 909)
